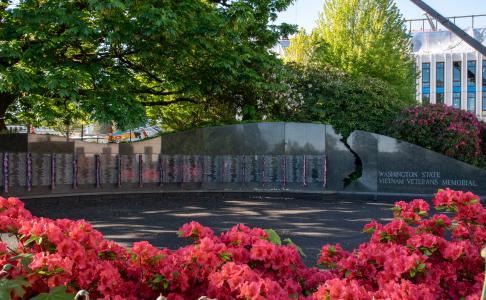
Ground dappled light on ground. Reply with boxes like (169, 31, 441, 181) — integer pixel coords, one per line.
(25, 195, 393, 265)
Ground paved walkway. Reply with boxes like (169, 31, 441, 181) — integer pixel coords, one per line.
(24, 194, 395, 266)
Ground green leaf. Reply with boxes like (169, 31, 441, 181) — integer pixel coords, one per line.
(264, 229, 282, 246)
(363, 227, 375, 234)
(152, 275, 165, 283)
(150, 254, 164, 265)
(10, 253, 33, 269)
(30, 286, 74, 300)
(98, 251, 117, 260)
(151, 275, 169, 290)
(24, 235, 41, 246)
(2, 264, 13, 271)
(0, 277, 30, 300)
(410, 269, 416, 277)
(218, 251, 232, 262)
(37, 267, 64, 276)
(417, 263, 426, 271)
(283, 238, 306, 257)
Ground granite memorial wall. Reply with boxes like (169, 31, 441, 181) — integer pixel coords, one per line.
(0, 123, 343, 196)
(346, 131, 486, 197)
(1, 123, 485, 198)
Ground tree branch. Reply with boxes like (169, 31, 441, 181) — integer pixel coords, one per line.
(140, 97, 199, 107)
(134, 89, 183, 96)
(117, 55, 165, 84)
(78, 87, 183, 97)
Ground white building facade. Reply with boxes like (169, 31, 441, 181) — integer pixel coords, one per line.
(275, 24, 486, 119)
(413, 28, 486, 119)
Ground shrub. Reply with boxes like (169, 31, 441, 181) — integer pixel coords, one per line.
(1, 189, 486, 299)
(274, 64, 415, 138)
(388, 104, 485, 167)
(315, 189, 486, 299)
(481, 122, 486, 158)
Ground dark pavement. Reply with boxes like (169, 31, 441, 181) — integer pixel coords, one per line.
(24, 194, 395, 266)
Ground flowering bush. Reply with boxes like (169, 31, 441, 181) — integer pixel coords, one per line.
(388, 104, 485, 168)
(314, 189, 486, 299)
(0, 189, 485, 299)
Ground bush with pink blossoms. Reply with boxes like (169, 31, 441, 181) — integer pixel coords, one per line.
(1, 189, 486, 299)
(388, 104, 486, 168)
(314, 189, 486, 299)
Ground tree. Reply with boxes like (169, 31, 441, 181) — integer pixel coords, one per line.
(283, 29, 313, 65)
(146, 101, 235, 132)
(6, 95, 89, 139)
(285, 0, 416, 102)
(270, 64, 410, 138)
(0, 0, 296, 131)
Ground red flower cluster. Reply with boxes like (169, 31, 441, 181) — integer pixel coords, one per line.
(0, 197, 329, 299)
(1, 188, 486, 299)
(314, 188, 486, 299)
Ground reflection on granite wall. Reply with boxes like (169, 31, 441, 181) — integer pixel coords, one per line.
(31, 154, 51, 187)
(55, 154, 74, 186)
(2, 123, 485, 198)
(161, 122, 325, 155)
(143, 155, 160, 184)
(0, 153, 4, 192)
(0, 153, 329, 196)
(325, 126, 355, 192)
(77, 155, 95, 186)
(119, 138, 161, 155)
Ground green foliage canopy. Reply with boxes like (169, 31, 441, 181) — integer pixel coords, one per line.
(285, 0, 416, 102)
(274, 64, 411, 137)
(0, 0, 296, 130)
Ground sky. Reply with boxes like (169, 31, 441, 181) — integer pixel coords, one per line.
(276, 0, 486, 32)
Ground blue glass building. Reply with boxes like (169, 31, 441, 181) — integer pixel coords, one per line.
(273, 21, 486, 118)
(413, 27, 486, 118)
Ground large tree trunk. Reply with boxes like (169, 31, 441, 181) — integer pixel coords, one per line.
(0, 92, 16, 131)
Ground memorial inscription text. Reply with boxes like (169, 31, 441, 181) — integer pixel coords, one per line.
(378, 171, 478, 187)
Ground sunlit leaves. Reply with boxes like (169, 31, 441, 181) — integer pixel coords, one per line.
(285, 0, 415, 103)
(2, 0, 296, 130)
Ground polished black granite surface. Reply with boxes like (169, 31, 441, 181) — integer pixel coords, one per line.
(2, 123, 486, 197)
(348, 131, 486, 196)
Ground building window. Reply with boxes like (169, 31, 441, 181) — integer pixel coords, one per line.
(453, 61, 461, 87)
(483, 60, 486, 112)
(453, 62, 461, 108)
(467, 92, 476, 112)
(422, 63, 430, 103)
(436, 62, 444, 104)
(483, 60, 486, 87)
(467, 61, 476, 113)
(453, 92, 461, 109)
(468, 61, 476, 88)
(436, 93, 444, 104)
(436, 62, 444, 87)
(422, 63, 430, 88)
(483, 94, 486, 112)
